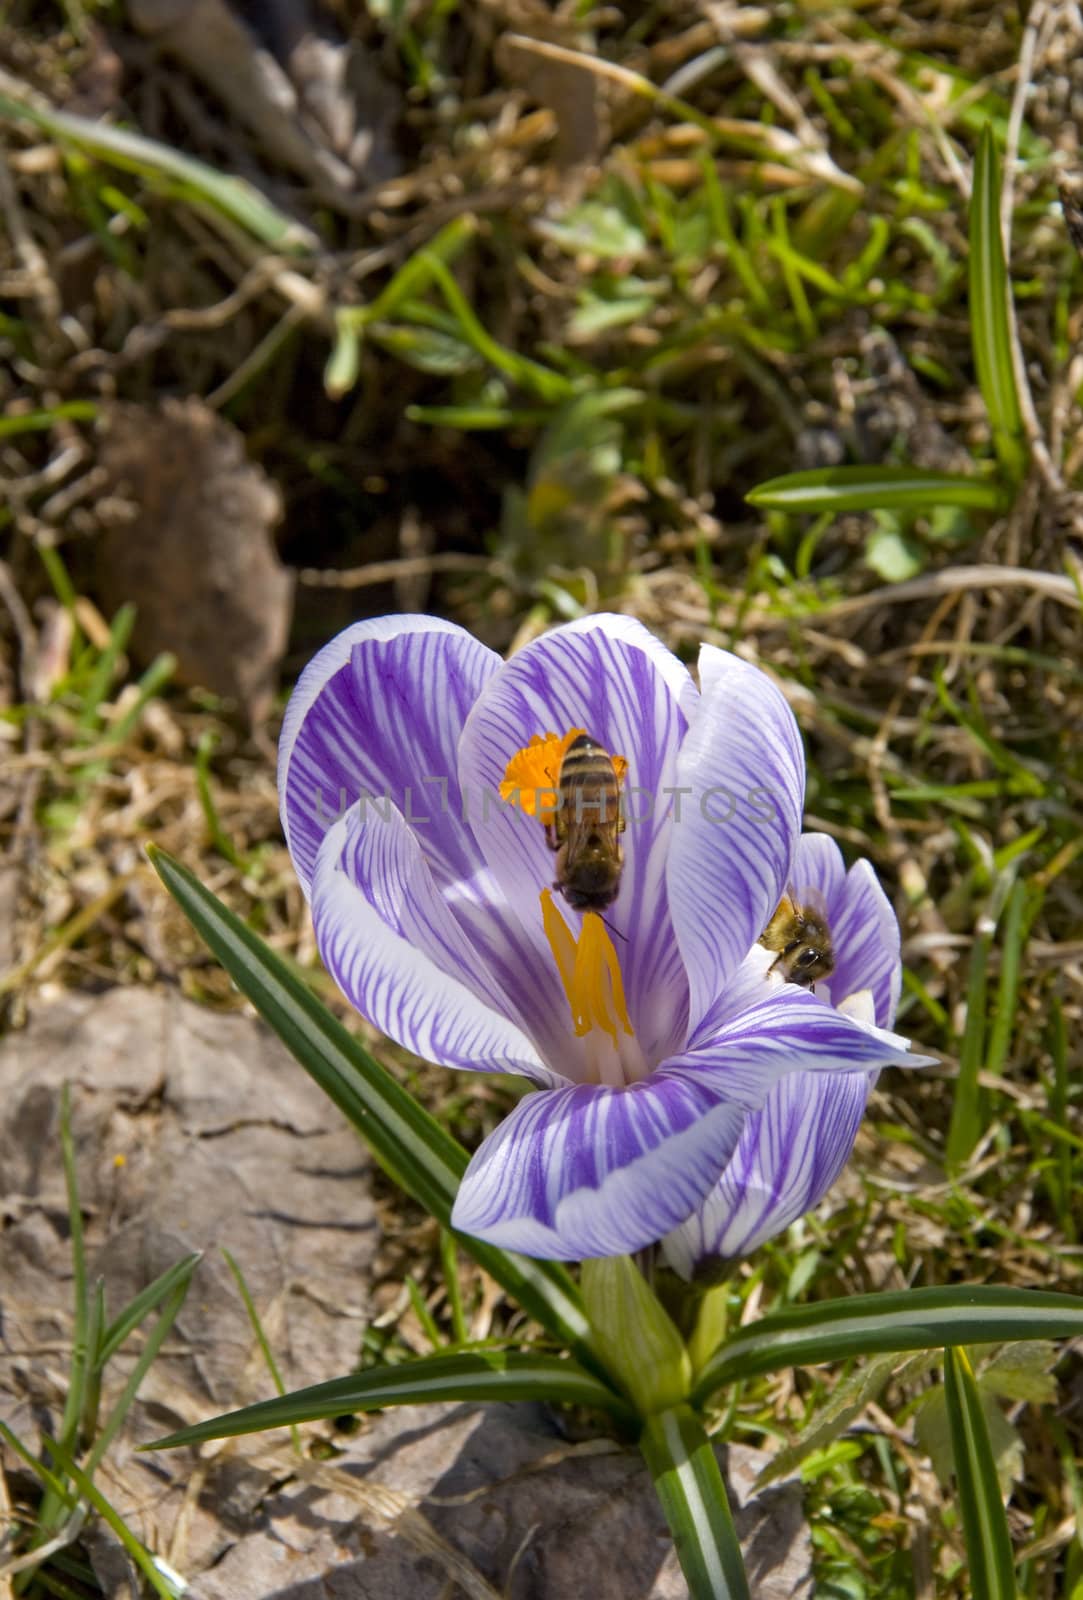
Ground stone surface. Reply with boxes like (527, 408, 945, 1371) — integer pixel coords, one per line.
(182, 1402, 812, 1600)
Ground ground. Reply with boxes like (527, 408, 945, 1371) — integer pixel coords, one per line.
(1, 1, 1082, 1596)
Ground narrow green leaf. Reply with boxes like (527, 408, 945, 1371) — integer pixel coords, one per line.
(0, 88, 315, 253)
(223, 1246, 300, 1452)
(342, 216, 477, 329)
(746, 466, 1009, 514)
(969, 124, 1027, 482)
(98, 1253, 201, 1365)
(84, 1279, 194, 1481)
(145, 848, 596, 1368)
(37, 1085, 90, 1538)
(0, 402, 98, 439)
(440, 1229, 468, 1346)
(944, 1348, 1018, 1599)
(945, 905, 995, 1167)
(640, 1406, 750, 1600)
(324, 313, 362, 399)
(38, 1435, 184, 1599)
(693, 1287, 1083, 1407)
(421, 253, 575, 402)
(77, 603, 135, 731)
(145, 1350, 633, 1449)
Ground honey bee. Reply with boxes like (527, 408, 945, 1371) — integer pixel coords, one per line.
(760, 894, 835, 987)
(546, 733, 626, 911)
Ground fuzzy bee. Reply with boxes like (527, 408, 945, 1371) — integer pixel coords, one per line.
(760, 894, 835, 987)
(546, 733, 626, 912)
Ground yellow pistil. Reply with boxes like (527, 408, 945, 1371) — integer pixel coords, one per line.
(540, 888, 634, 1049)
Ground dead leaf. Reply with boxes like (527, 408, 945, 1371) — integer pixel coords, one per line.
(94, 398, 293, 723)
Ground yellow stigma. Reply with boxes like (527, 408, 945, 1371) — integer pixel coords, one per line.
(540, 888, 634, 1048)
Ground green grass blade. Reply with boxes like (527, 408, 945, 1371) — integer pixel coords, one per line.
(944, 1348, 1018, 1599)
(692, 1287, 1083, 1406)
(0, 1420, 74, 1507)
(746, 466, 1009, 514)
(421, 253, 575, 402)
(98, 1253, 202, 1365)
(78, 1281, 105, 1451)
(984, 879, 1038, 1078)
(406, 1274, 444, 1350)
(440, 1229, 468, 1345)
(36, 1086, 90, 1536)
(0, 402, 98, 440)
(76, 604, 136, 733)
(37, 1436, 184, 1600)
(145, 1350, 633, 1449)
(221, 1248, 301, 1453)
(145, 847, 595, 1366)
(945, 904, 995, 1167)
(83, 1280, 193, 1482)
(969, 124, 1026, 482)
(0, 87, 315, 253)
(640, 1406, 750, 1600)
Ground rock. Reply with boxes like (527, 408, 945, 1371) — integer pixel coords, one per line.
(182, 1401, 812, 1599)
(0, 988, 374, 1446)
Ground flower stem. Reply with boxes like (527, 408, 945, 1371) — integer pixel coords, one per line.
(640, 1406, 751, 1600)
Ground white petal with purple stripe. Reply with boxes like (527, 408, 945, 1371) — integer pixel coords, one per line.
(670, 983, 921, 1106)
(310, 810, 557, 1084)
(661, 1067, 871, 1277)
(666, 646, 805, 1034)
(279, 617, 499, 896)
(450, 1070, 746, 1259)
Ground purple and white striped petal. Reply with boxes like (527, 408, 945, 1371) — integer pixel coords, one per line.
(279, 617, 500, 896)
(661, 1067, 871, 1277)
(458, 614, 696, 1063)
(791, 833, 902, 1027)
(310, 810, 558, 1085)
(667, 984, 921, 1108)
(450, 1070, 746, 1259)
(666, 646, 805, 1034)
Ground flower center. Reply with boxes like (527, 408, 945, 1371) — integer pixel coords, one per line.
(504, 728, 644, 1085)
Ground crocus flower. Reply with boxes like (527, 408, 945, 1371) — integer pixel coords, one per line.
(661, 832, 902, 1280)
(278, 613, 920, 1261)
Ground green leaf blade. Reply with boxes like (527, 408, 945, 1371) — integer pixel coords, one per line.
(0, 88, 315, 253)
(640, 1406, 750, 1600)
(944, 1348, 1018, 1600)
(146, 1351, 632, 1450)
(969, 124, 1027, 483)
(146, 847, 595, 1368)
(693, 1287, 1083, 1407)
(746, 466, 1009, 515)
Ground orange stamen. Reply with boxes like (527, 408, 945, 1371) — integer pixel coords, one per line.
(501, 727, 627, 821)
